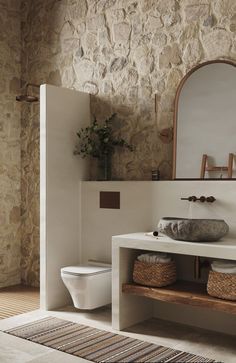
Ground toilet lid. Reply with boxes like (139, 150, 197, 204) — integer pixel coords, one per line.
(61, 265, 111, 276)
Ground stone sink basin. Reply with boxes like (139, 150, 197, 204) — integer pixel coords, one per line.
(158, 217, 229, 242)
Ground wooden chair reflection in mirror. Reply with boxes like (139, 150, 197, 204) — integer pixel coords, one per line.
(200, 153, 234, 179)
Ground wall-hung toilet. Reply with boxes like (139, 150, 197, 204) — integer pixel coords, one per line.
(61, 264, 111, 310)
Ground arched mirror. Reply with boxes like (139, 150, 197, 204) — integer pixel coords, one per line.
(173, 60, 236, 180)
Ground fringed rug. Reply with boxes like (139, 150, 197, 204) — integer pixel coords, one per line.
(5, 317, 216, 362)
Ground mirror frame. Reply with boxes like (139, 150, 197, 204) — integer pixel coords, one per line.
(172, 59, 236, 180)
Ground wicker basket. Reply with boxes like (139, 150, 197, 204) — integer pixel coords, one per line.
(133, 260, 177, 287)
(207, 270, 236, 301)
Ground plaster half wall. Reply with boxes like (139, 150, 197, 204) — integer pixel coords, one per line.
(81, 180, 236, 335)
(0, 1, 21, 288)
(81, 181, 236, 263)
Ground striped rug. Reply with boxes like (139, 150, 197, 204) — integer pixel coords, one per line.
(5, 317, 216, 362)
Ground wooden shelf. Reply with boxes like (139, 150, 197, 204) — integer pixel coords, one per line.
(122, 281, 236, 315)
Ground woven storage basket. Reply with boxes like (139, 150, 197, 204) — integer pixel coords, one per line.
(133, 260, 177, 287)
(207, 270, 236, 301)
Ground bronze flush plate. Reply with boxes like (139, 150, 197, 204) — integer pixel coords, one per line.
(100, 191, 120, 209)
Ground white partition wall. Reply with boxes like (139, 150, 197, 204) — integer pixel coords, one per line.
(40, 85, 90, 310)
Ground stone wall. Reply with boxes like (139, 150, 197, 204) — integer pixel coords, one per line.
(20, 0, 236, 286)
(20, 1, 40, 286)
(0, 0, 21, 288)
(20, 102, 40, 286)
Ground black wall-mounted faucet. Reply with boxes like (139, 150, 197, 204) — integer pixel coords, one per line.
(181, 196, 216, 203)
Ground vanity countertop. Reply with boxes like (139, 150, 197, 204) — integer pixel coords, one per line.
(112, 233, 236, 260)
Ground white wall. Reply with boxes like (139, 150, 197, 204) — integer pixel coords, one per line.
(81, 180, 236, 334)
(82, 180, 236, 264)
(40, 85, 90, 310)
(176, 63, 236, 179)
(81, 182, 153, 263)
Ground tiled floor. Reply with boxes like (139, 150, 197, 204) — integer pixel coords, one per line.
(0, 305, 235, 363)
(0, 285, 40, 319)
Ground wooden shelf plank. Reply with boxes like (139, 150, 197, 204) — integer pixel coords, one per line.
(122, 281, 236, 315)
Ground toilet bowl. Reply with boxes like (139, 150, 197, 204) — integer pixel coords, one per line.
(61, 263, 111, 310)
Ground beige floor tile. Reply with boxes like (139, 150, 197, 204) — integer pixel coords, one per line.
(0, 331, 52, 363)
(0, 309, 48, 331)
(27, 351, 90, 363)
(126, 318, 236, 362)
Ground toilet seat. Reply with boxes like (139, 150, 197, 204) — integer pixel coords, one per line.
(61, 265, 111, 277)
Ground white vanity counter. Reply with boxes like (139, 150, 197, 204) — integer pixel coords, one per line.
(112, 232, 236, 333)
(112, 232, 236, 260)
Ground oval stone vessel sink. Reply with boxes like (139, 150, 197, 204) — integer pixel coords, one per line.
(158, 217, 229, 242)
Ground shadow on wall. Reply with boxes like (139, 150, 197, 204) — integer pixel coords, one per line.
(90, 95, 172, 181)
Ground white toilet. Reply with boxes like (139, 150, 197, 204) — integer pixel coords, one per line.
(61, 262, 112, 310)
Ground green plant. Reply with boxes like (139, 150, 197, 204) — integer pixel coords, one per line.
(74, 113, 133, 159)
